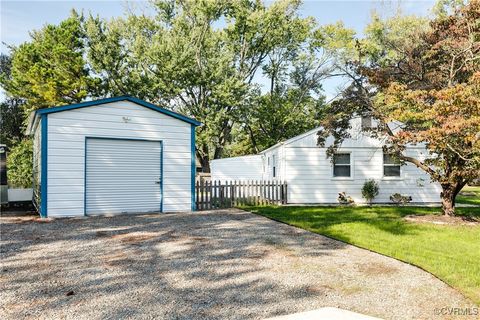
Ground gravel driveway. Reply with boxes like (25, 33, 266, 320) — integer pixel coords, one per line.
(0, 209, 476, 319)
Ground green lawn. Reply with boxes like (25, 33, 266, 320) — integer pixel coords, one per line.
(457, 185, 480, 206)
(243, 205, 480, 305)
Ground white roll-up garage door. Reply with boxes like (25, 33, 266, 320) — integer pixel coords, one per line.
(85, 138, 162, 215)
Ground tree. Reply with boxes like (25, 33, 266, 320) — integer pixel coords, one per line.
(6, 139, 33, 188)
(237, 21, 356, 153)
(318, 1, 480, 215)
(0, 54, 25, 147)
(1, 10, 97, 115)
(0, 98, 25, 148)
(85, 0, 316, 172)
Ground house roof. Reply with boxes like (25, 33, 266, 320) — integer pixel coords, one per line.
(26, 95, 202, 134)
(259, 126, 323, 154)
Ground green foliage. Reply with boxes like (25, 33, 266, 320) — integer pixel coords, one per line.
(337, 192, 355, 205)
(433, 0, 469, 17)
(0, 54, 25, 148)
(361, 12, 429, 66)
(317, 2, 480, 215)
(84, 0, 332, 170)
(245, 205, 480, 304)
(2, 10, 97, 115)
(7, 139, 33, 188)
(0, 98, 25, 148)
(389, 193, 413, 205)
(361, 179, 379, 204)
(242, 90, 324, 153)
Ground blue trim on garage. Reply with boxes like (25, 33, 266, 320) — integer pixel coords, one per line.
(84, 136, 164, 215)
(40, 115, 48, 218)
(33, 96, 202, 126)
(191, 125, 196, 211)
(83, 138, 87, 216)
(160, 141, 164, 213)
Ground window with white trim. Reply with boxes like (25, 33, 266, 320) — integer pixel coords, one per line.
(333, 153, 351, 177)
(383, 153, 401, 177)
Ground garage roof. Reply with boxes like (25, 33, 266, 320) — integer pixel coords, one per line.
(27, 95, 202, 134)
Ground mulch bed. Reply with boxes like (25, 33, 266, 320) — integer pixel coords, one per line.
(404, 214, 479, 226)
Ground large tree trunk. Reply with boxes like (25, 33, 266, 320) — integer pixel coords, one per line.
(199, 154, 210, 173)
(197, 143, 211, 173)
(440, 181, 467, 216)
(440, 186, 456, 216)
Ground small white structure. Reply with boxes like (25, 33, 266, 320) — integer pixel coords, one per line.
(211, 155, 263, 182)
(211, 117, 441, 204)
(7, 188, 34, 202)
(27, 96, 201, 218)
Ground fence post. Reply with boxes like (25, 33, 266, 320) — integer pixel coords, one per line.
(258, 180, 262, 206)
(280, 181, 284, 205)
(195, 181, 198, 210)
(205, 181, 212, 210)
(256, 180, 259, 206)
(204, 180, 208, 210)
(241, 181, 247, 206)
(268, 180, 271, 205)
(231, 180, 235, 207)
(212, 180, 216, 209)
(219, 181, 223, 208)
(208, 180, 212, 210)
(249, 180, 253, 205)
(238, 180, 242, 206)
(274, 180, 278, 205)
(200, 180, 204, 210)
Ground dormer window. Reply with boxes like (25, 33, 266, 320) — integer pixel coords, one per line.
(361, 116, 372, 130)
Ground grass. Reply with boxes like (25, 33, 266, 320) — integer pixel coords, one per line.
(457, 185, 480, 206)
(243, 205, 480, 305)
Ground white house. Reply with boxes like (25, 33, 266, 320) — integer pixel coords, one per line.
(211, 117, 441, 204)
(26, 96, 201, 218)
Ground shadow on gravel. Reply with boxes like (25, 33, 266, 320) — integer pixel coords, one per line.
(0, 210, 348, 319)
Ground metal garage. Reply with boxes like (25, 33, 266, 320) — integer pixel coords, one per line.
(26, 96, 201, 218)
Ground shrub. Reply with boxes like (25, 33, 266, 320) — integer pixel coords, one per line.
(361, 179, 379, 205)
(7, 139, 33, 188)
(390, 193, 412, 205)
(338, 192, 355, 205)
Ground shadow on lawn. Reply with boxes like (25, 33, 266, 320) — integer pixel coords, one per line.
(244, 205, 429, 241)
(0, 210, 349, 319)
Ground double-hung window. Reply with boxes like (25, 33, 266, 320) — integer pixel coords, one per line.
(383, 153, 401, 177)
(333, 153, 351, 177)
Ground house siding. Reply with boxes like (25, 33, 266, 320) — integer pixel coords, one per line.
(211, 155, 263, 182)
(46, 101, 193, 216)
(210, 117, 441, 205)
(285, 146, 440, 204)
(262, 146, 286, 181)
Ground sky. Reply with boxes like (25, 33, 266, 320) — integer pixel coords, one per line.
(0, 0, 436, 99)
